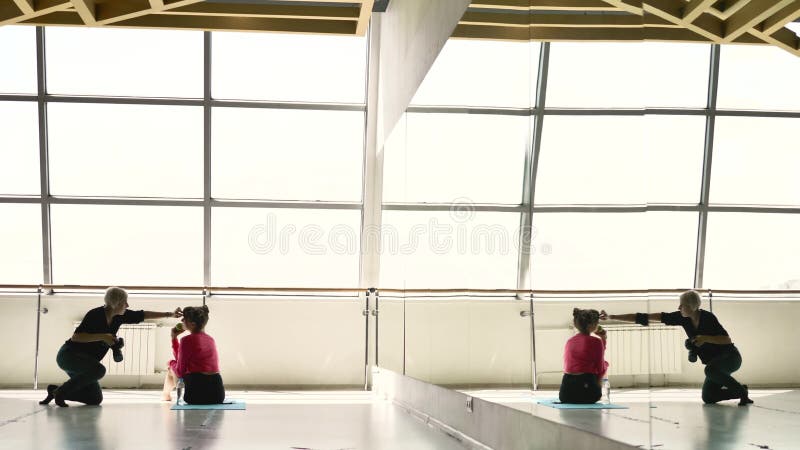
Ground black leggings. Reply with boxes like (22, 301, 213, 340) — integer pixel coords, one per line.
(702, 347, 744, 404)
(184, 372, 225, 405)
(559, 373, 601, 404)
(55, 344, 105, 405)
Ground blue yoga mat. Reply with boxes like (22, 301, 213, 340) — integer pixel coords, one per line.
(171, 400, 245, 410)
(537, 398, 628, 409)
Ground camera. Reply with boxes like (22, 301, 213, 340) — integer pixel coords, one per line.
(684, 338, 697, 363)
(110, 337, 125, 363)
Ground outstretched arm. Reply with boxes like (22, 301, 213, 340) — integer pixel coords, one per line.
(600, 310, 661, 324)
(144, 308, 183, 320)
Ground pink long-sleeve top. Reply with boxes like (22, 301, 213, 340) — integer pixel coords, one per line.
(169, 332, 220, 379)
(563, 333, 608, 379)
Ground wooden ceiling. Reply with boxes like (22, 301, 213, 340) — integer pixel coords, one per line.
(0, 0, 375, 35)
(453, 0, 800, 56)
(1, 1, 798, 56)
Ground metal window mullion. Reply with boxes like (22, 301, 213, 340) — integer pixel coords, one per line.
(204, 31, 212, 287)
(694, 44, 720, 289)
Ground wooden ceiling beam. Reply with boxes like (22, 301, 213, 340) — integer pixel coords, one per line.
(160, 3, 360, 21)
(760, 1, 800, 35)
(681, 0, 717, 23)
(723, 0, 795, 42)
(469, 0, 620, 11)
(70, 0, 96, 25)
(11, 0, 34, 15)
(355, 0, 374, 35)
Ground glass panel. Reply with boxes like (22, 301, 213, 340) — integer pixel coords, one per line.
(0, 101, 40, 195)
(211, 208, 360, 287)
(212, 32, 366, 103)
(710, 117, 800, 206)
(529, 211, 639, 290)
(211, 108, 363, 201)
(411, 39, 536, 108)
(380, 211, 520, 289)
(383, 113, 528, 204)
(536, 115, 645, 205)
(547, 42, 709, 108)
(704, 213, 800, 289)
(45, 27, 203, 97)
(646, 115, 705, 204)
(717, 44, 800, 111)
(51, 205, 203, 285)
(0, 204, 42, 284)
(0, 25, 37, 94)
(48, 103, 203, 198)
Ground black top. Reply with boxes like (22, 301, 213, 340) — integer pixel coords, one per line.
(64, 306, 145, 361)
(660, 309, 734, 364)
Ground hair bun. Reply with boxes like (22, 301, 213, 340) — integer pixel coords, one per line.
(201, 305, 209, 313)
(573, 308, 580, 317)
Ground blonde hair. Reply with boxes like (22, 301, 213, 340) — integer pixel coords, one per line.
(680, 290, 701, 309)
(104, 287, 128, 309)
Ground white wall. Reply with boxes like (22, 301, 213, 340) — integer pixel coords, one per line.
(1, 294, 797, 389)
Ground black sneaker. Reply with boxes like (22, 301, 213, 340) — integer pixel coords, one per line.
(739, 385, 754, 406)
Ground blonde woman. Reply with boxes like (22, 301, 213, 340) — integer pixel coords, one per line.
(40, 287, 182, 407)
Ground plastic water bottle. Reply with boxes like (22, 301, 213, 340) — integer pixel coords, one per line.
(602, 378, 611, 404)
(176, 378, 184, 405)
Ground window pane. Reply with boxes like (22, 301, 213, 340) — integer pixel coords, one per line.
(51, 205, 203, 285)
(46, 27, 203, 97)
(710, 117, 800, 206)
(48, 103, 203, 198)
(383, 113, 528, 204)
(0, 102, 40, 195)
(0, 26, 36, 94)
(705, 213, 800, 289)
(536, 116, 645, 204)
(0, 204, 42, 284)
(547, 42, 709, 108)
(212, 32, 366, 103)
(717, 45, 800, 111)
(212, 208, 360, 287)
(411, 39, 535, 108)
(212, 108, 363, 201)
(646, 115, 705, 204)
(531, 212, 697, 289)
(380, 211, 520, 288)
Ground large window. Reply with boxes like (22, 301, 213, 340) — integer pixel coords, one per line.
(411, 39, 536, 108)
(50, 205, 203, 285)
(212, 32, 366, 103)
(45, 27, 203, 98)
(0, 26, 36, 94)
(48, 103, 203, 198)
(704, 213, 800, 289)
(380, 211, 520, 289)
(383, 113, 529, 204)
(0, 204, 42, 284)
(710, 117, 800, 206)
(717, 45, 800, 111)
(546, 42, 709, 108)
(211, 208, 361, 288)
(536, 115, 645, 205)
(0, 102, 39, 195)
(212, 108, 364, 201)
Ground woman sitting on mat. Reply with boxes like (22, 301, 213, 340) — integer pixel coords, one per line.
(600, 290, 752, 406)
(559, 308, 609, 404)
(162, 305, 225, 404)
(40, 287, 182, 407)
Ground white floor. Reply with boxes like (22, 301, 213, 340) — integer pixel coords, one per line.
(0, 390, 468, 450)
(463, 387, 800, 450)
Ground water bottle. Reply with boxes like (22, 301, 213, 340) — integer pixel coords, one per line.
(602, 378, 611, 404)
(176, 378, 184, 405)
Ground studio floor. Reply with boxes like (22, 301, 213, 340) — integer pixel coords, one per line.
(1, 388, 798, 449)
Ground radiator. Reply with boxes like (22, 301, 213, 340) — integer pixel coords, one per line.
(73, 322, 158, 376)
(605, 325, 683, 375)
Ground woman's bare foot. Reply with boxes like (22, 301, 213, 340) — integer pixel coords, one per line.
(162, 395, 172, 402)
